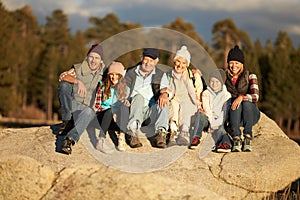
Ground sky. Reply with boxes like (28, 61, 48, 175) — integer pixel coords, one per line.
(2, 0, 300, 47)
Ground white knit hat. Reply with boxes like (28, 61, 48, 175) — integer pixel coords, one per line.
(174, 46, 191, 66)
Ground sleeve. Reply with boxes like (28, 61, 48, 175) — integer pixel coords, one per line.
(243, 73, 259, 103)
(160, 73, 173, 99)
(202, 90, 212, 124)
(93, 83, 103, 113)
(222, 91, 232, 122)
(59, 68, 76, 82)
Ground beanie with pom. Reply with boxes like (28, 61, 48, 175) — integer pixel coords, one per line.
(227, 45, 244, 64)
(174, 46, 191, 66)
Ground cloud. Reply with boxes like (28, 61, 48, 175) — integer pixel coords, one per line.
(286, 25, 300, 35)
(2, 0, 300, 45)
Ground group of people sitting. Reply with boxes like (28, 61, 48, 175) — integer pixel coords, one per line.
(57, 44, 260, 155)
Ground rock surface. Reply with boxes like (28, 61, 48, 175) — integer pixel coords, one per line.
(0, 112, 299, 200)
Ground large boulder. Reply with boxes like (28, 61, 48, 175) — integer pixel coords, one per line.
(0, 112, 299, 199)
(0, 155, 55, 200)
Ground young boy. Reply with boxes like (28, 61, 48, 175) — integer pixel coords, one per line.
(189, 69, 232, 153)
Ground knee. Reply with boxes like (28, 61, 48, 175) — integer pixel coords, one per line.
(131, 94, 144, 104)
(58, 81, 73, 93)
(85, 107, 95, 116)
(198, 113, 207, 123)
(241, 101, 255, 111)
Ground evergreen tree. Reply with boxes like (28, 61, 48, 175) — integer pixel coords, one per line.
(12, 5, 41, 113)
(0, 2, 19, 116)
(85, 13, 141, 67)
(33, 10, 72, 120)
(266, 31, 294, 131)
(212, 19, 240, 68)
(162, 17, 208, 72)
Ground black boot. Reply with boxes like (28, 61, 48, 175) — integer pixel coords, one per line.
(58, 118, 74, 135)
(61, 137, 75, 155)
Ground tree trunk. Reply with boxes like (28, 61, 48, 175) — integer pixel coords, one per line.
(46, 84, 53, 121)
(223, 33, 231, 68)
(277, 116, 284, 131)
(294, 118, 299, 136)
(46, 65, 54, 121)
(286, 118, 292, 135)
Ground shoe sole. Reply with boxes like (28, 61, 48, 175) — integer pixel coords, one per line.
(243, 147, 252, 152)
(217, 149, 231, 153)
(130, 143, 143, 148)
(156, 143, 166, 148)
(188, 145, 199, 150)
(232, 148, 242, 152)
(118, 147, 125, 152)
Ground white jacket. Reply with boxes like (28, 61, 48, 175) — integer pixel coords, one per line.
(202, 85, 231, 128)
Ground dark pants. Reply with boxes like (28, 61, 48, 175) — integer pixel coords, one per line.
(97, 103, 129, 134)
(229, 101, 260, 138)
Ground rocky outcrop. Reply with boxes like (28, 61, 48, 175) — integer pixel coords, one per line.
(0, 113, 299, 199)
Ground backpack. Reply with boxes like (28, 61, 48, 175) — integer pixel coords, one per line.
(187, 67, 207, 90)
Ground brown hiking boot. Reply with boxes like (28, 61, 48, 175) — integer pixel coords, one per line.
(127, 129, 142, 148)
(155, 128, 167, 148)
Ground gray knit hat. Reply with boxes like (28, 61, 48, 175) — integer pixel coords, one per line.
(209, 69, 226, 84)
(87, 44, 104, 59)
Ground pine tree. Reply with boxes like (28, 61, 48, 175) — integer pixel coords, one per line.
(212, 19, 240, 68)
(85, 13, 141, 67)
(0, 2, 19, 116)
(266, 31, 294, 132)
(33, 10, 72, 120)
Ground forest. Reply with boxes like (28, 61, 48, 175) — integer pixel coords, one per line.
(0, 2, 299, 137)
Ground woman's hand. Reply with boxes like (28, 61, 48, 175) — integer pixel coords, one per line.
(231, 95, 243, 110)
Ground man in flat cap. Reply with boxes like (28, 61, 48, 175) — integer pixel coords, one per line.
(125, 48, 170, 148)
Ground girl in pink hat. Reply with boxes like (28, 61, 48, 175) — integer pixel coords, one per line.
(94, 61, 130, 152)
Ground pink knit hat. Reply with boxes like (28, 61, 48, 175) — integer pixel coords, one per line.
(108, 62, 125, 76)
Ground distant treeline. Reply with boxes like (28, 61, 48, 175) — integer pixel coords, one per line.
(0, 2, 299, 135)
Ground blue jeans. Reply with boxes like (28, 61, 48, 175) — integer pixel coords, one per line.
(58, 82, 73, 121)
(229, 101, 260, 138)
(65, 100, 101, 143)
(192, 113, 209, 138)
(128, 94, 169, 134)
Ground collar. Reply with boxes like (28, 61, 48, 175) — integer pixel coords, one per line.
(135, 65, 156, 78)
